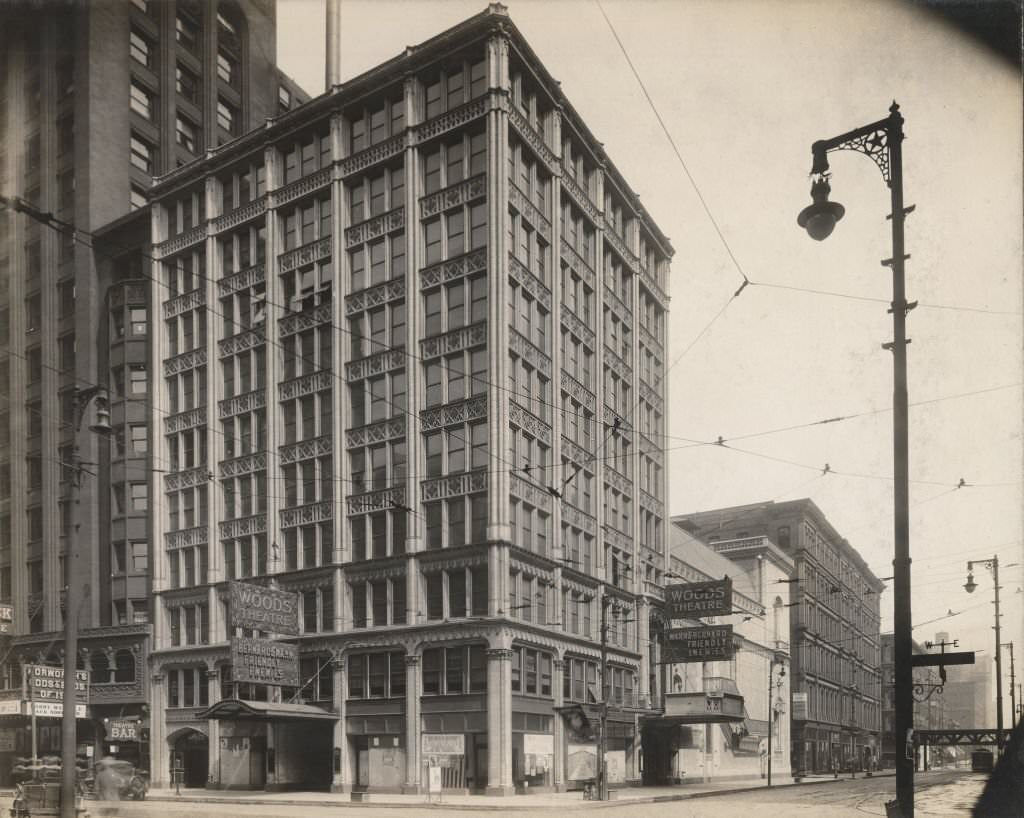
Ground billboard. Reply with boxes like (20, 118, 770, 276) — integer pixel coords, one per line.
(229, 636, 299, 687)
(665, 578, 732, 619)
(25, 665, 89, 703)
(229, 581, 300, 635)
(664, 625, 735, 662)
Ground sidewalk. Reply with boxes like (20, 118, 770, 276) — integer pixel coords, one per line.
(0, 771, 896, 812)
(138, 773, 847, 811)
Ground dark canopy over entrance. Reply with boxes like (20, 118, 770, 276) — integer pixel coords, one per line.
(199, 699, 337, 722)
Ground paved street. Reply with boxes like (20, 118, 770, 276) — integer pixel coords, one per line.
(0, 770, 997, 818)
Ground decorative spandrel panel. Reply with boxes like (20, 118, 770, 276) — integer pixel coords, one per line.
(419, 322, 487, 361)
(345, 278, 406, 316)
(420, 470, 487, 502)
(217, 264, 266, 298)
(340, 133, 406, 177)
(163, 288, 205, 320)
(413, 97, 488, 144)
(420, 396, 487, 432)
(508, 254, 551, 311)
(345, 207, 405, 250)
(213, 195, 268, 234)
(219, 389, 267, 420)
(420, 248, 487, 291)
(559, 371, 596, 413)
(271, 167, 332, 209)
(419, 174, 485, 219)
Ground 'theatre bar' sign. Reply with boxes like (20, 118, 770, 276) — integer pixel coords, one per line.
(229, 580, 300, 635)
(664, 625, 735, 662)
(665, 578, 732, 619)
(230, 636, 300, 687)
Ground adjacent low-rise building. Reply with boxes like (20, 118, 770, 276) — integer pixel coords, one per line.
(676, 500, 885, 774)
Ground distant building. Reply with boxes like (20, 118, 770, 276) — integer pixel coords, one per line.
(642, 524, 793, 784)
(0, 0, 305, 784)
(676, 499, 885, 774)
(880, 634, 952, 769)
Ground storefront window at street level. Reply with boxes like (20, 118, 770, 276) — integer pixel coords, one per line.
(421, 645, 486, 695)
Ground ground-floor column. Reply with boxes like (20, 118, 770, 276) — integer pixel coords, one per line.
(330, 656, 350, 793)
(552, 659, 565, 792)
(149, 671, 167, 787)
(485, 647, 513, 795)
(403, 654, 421, 793)
(206, 666, 221, 788)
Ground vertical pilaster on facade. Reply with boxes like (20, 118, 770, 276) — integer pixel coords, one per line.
(592, 159, 608, 584)
(405, 556, 421, 626)
(402, 72, 423, 567)
(5, 33, 28, 634)
(262, 143, 283, 575)
(205, 666, 221, 787)
(402, 654, 422, 793)
(150, 202, 169, 650)
(149, 672, 167, 787)
(552, 658, 565, 791)
(548, 106, 565, 628)
(205, 175, 222, 594)
(485, 31, 511, 548)
(485, 647, 513, 795)
(637, 598, 650, 703)
(330, 656, 349, 792)
(329, 111, 347, 568)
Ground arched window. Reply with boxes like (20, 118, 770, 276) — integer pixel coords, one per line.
(91, 651, 111, 684)
(114, 650, 135, 683)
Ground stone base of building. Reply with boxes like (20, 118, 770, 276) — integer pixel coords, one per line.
(401, 784, 422, 794)
(486, 784, 515, 796)
(330, 783, 351, 794)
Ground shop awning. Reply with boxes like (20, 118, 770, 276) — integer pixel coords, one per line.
(198, 699, 337, 722)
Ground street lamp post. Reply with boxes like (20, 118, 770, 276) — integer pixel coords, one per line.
(766, 655, 785, 787)
(798, 102, 914, 818)
(61, 386, 112, 818)
(1001, 642, 1016, 729)
(963, 558, 1006, 752)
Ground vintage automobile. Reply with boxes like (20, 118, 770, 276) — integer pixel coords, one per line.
(81, 757, 148, 801)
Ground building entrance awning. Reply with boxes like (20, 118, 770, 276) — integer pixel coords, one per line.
(198, 699, 337, 722)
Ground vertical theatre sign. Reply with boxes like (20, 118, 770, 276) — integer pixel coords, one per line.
(228, 581, 300, 688)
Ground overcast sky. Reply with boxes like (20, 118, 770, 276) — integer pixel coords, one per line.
(277, 0, 1023, 716)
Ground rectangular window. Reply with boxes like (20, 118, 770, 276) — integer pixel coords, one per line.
(176, 64, 199, 103)
(176, 115, 198, 153)
(130, 81, 153, 121)
(217, 99, 237, 135)
(130, 29, 153, 68)
(130, 133, 154, 173)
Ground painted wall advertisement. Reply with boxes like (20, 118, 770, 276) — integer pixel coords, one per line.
(664, 625, 735, 662)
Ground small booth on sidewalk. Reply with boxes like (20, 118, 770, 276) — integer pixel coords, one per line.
(199, 698, 336, 791)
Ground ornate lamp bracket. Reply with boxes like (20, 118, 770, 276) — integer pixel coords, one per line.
(912, 682, 944, 702)
(811, 102, 904, 186)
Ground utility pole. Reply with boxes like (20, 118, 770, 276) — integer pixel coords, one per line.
(1002, 643, 1015, 729)
(965, 558, 1005, 753)
(598, 599, 609, 801)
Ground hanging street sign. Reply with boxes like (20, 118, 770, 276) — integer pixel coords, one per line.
(229, 580, 300, 635)
(230, 636, 300, 687)
(664, 625, 735, 662)
(665, 578, 732, 619)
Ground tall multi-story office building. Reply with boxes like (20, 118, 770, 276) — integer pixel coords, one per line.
(145, 4, 672, 794)
(677, 500, 885, 774)
(0, 0, 304, 781)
